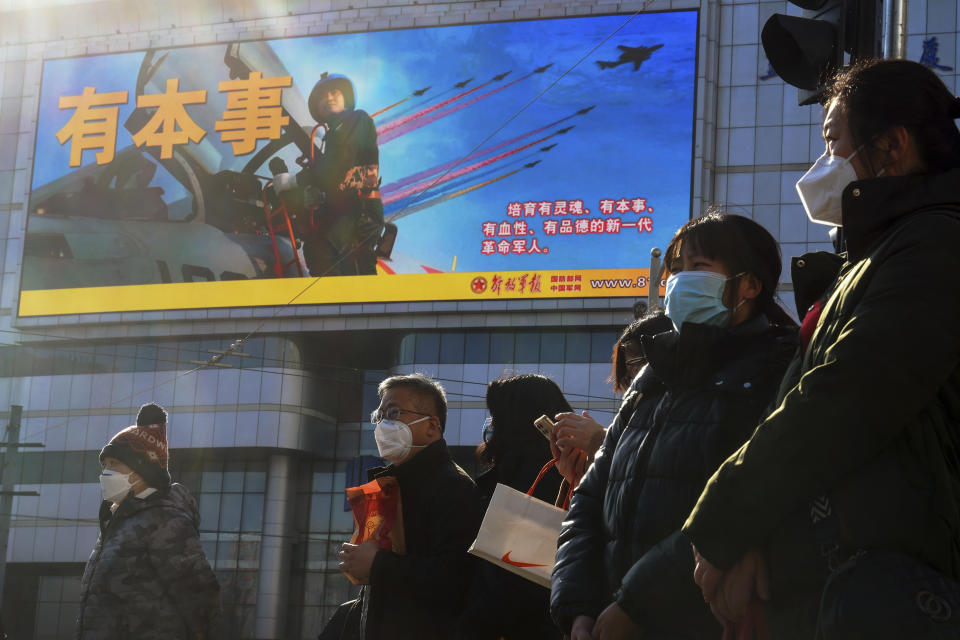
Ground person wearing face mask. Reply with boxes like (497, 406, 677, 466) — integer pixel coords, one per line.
(76, 403, 220, 640)
(685, 59, 960, 639)
(335, 373, 482, 640)
(550, 212, 798, 640)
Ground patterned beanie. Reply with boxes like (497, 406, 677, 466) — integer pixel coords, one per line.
(99, 403, 171, 489)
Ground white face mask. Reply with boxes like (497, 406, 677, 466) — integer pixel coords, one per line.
(795, 149, 862, 227)
(100, 469, 134, 502)
(374, 417, 429, 463)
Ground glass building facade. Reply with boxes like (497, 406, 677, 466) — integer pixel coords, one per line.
(0, 324, 628, 638)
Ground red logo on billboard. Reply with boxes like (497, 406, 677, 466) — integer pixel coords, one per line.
(471, 277, 487, 294)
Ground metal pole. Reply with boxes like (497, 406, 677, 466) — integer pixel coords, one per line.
(648, 248, 662, 312)
(883, 0, 907, 58)
(0, 405, 23, 601)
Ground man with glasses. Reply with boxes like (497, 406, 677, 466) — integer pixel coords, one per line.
(336, 373, 482, 639)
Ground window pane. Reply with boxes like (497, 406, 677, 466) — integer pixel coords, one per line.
(41, 452, 64, 483)
(244, 463, 266, 492)
(464, 332, 489, 363)
(217, 534, 239, 569)
(540, 332, 565, 363)
(310, 494, 333, 532)
(241, 494, 264, 532)
(513, 332, 539, 363)
(439, 333, 464, 364)
(220, 494, 243, 531)
(61, 452, 84, 483)
(414, 333, 439, 363)
(489, 333, 514, 363)
(201, 466, 223, 493)
(222, 464, 244, 492)
(198, 493, 221, 531)
(591, 331, 619, 362)
(564, 332, 590, 363)
(398, 334, 415, 364)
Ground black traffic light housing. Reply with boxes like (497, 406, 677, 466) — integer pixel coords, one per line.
(762, 0, 881, 105)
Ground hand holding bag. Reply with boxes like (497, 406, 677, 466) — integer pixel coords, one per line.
(343, 476, 405, 585)
(468, 459, 567, 588)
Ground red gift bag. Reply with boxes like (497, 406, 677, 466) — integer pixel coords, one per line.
(344, 476, 405, 584)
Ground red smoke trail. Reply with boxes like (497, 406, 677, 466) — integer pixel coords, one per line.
(376, 79, 495, 135)
(381, 114, 574, 195)
(378, 73, 534, 145)
(383, 133, 552, 204)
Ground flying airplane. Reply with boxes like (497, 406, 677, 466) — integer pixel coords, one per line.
(596, 44, 664, 71)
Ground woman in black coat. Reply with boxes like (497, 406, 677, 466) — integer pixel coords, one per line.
(457, 374, 572, 640)
(550, 213, 798, 640)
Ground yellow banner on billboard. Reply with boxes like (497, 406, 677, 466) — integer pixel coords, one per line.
(18, 268, 665, 317)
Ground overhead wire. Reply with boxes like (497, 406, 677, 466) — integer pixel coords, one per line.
(0, 331, 622, 402)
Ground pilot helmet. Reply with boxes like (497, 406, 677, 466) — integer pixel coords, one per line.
(308, 72, 356, 122)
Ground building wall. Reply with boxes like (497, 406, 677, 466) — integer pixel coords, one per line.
(0, 0, 958, 638)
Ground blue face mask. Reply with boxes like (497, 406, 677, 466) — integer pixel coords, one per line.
(664, 271, 736, 331)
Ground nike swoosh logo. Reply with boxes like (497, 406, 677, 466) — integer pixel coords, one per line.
(501, 551, 547, 568)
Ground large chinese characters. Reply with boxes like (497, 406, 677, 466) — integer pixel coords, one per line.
(55, 73, 293, 166)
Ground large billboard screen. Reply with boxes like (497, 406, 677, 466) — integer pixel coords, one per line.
(19, 12, 697, 317)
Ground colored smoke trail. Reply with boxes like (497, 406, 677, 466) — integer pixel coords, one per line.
(378, 73, 534, 145)
(384, 157, 534, 213)
(387, 167, 527, 222)
(376, 78, 497, 135)
(383, 132, 552, 204)
(370, 96, 411, 118)
(381, 114, 574, 195)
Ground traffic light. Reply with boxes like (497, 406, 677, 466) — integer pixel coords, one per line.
(762, 0, 882, 105)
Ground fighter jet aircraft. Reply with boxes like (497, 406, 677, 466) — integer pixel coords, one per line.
(596, 44, 664, 71)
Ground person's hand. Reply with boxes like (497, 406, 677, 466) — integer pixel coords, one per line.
(555, 443, 588, 486)
(569, 615, 596, 640)
(592, 602, 638, 640)
(693, 544, 726, 605)
(693, 546, 770, 625)
(732, 601, 772, 640)
(554, 411, 605, 457)
(714, 550, 770, 623)
(338, 540, 380, 584)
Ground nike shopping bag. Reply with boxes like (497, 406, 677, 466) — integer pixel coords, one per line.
(468, 478, 566, 588)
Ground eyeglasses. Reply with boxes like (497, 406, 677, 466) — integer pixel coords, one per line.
(369, 406, 433, 425)
(481, 416, 493, 444)
(625, 357, 647, 368)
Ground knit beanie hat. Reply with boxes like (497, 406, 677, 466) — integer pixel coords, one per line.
(99, 403, 171, 489)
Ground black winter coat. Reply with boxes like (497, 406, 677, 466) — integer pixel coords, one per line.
(551, 317, 797, 638)
(457, 450, 563, 640)
(359, 439, 483, 640)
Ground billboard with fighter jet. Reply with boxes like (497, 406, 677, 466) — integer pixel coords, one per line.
(18, 11, 698, 316)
